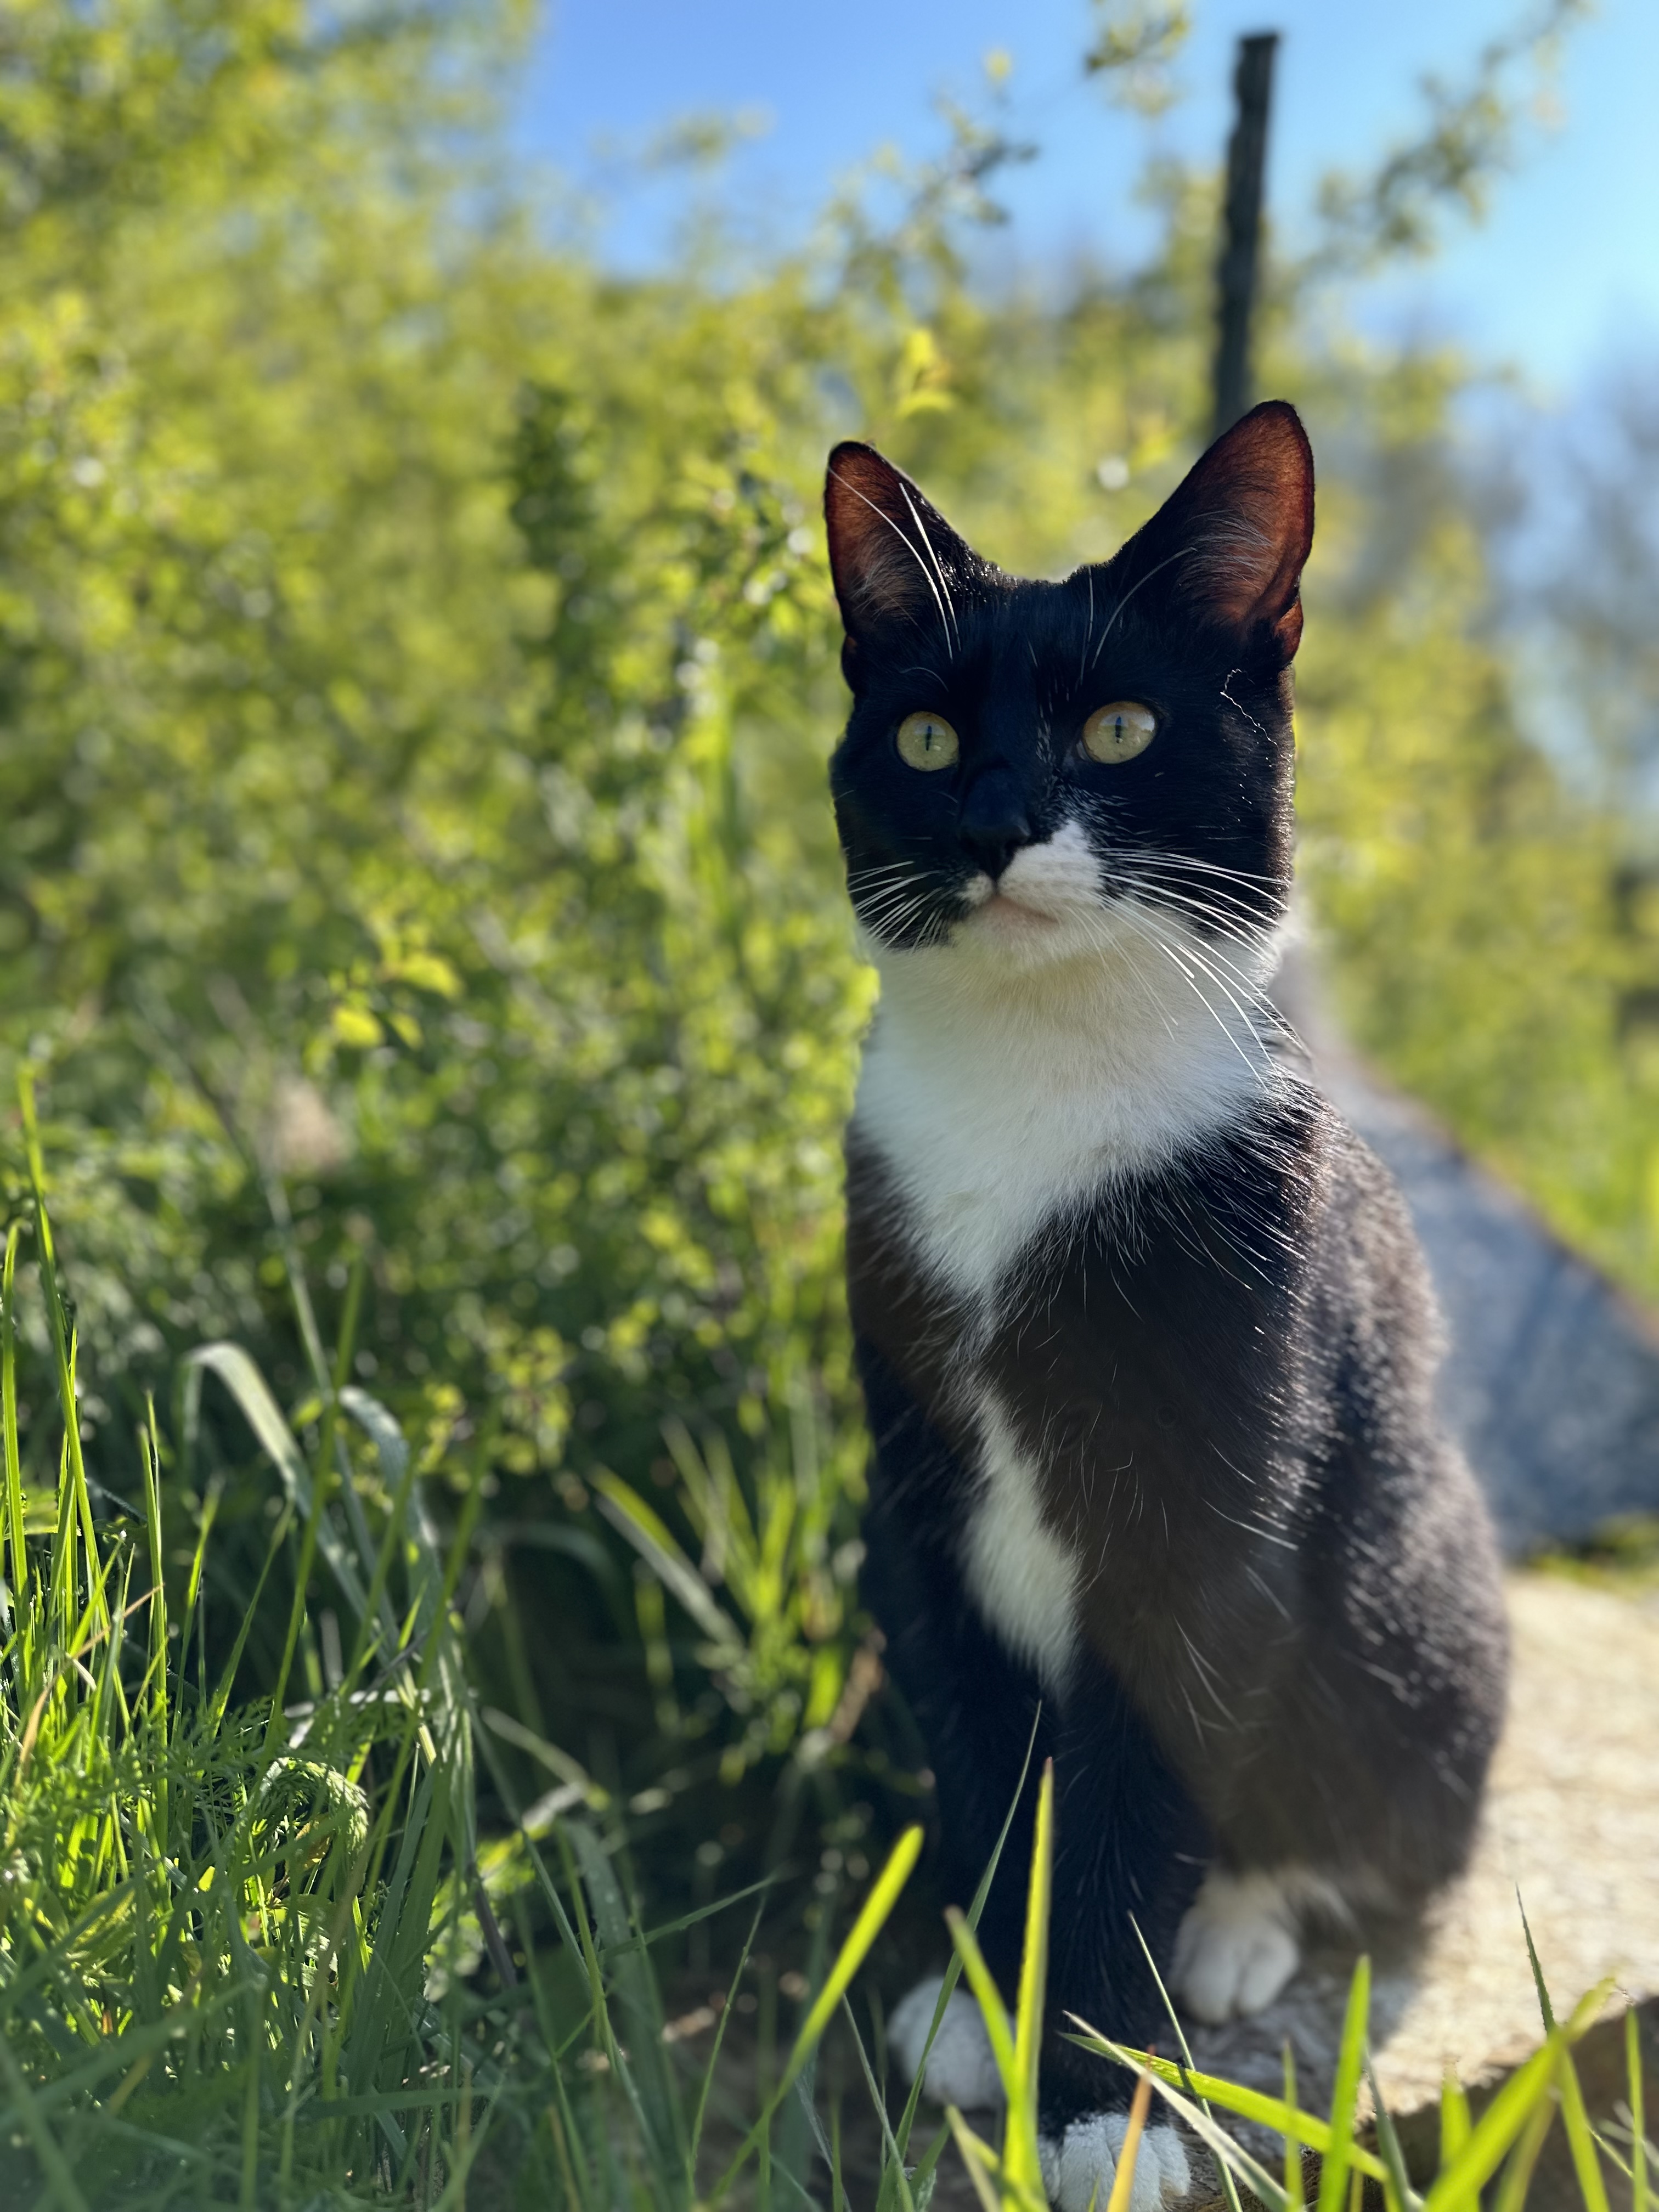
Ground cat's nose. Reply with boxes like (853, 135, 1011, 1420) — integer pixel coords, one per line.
(958, 771, 1032, 879)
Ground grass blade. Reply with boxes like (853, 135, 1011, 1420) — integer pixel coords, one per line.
(944, 2107, 1005, 2212)
(784, 1825, 923, 2092)
(1560, 2043, 1615, 2212)
(1104, 2069, 1154, 2212)
(944, 1906, 1021, 2105)
(1440, 2073, 1471, 2170)
(839, 1993, 920, 2212)
(712, 1825, 923, 2199)
(689, 1904, 764, 2182)
(1090, 2042, 1291, 2212)
(1491, 2069, 1559, 2212)
(19, 1075, 105, 1639)
(188, 1342, 369, 1620)
(591, 1471, 745, 1657)
(881, 1704, 1043, 2210)
(1284, 2043, 1306, 2212)
(1069, 2038, 1393, 2188)
(2, 1224, 25, 1631)
(1425, 2039, 1563, 2212)
(567, 1815, 687, 2179)
(1631, 2007, 1649, 2212)
(1366, 2048, 1419, 2212)
(1006, 1758, 1054, 2196)
(1316, 1956, 1370, 2212)
(1518, 1888, 1557, 2034)
(1128, 1911, 1247, 2212)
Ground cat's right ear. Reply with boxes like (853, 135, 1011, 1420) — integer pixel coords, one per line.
(824, 442, 974, 687)
(1116, 401, 1314, 667)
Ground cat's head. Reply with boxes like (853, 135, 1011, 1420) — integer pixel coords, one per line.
(824, 402, 1313, 990)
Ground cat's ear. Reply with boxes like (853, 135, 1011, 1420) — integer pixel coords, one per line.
(1123, 400, 1314, 664)
(824, 442, 976, 677)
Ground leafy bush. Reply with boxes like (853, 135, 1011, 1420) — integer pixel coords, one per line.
(1, 7, 1657, 2194)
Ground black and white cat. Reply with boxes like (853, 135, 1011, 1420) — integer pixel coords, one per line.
(824, 403, 1508, 2212)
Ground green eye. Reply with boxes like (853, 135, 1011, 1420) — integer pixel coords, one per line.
(895, 710, 960, 771)
(1081, 701, 1157, 764)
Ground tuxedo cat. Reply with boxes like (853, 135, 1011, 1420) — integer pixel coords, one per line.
(824, 403, 1508, 2212)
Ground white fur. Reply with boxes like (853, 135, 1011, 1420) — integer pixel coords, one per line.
(853, 819, 1280, 1305)
(889, 1976, 1004, 2110)
(1173, 1864, 1348, 2022)
(1040, 2112, 1193, 2212)
(962, 1392, 1081, 1688)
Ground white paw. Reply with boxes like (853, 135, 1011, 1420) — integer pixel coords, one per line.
(1039, 2113, 1192, 2212)
(1173, 1867, 1301, 2024)
(889, 1975, 1005, 2110)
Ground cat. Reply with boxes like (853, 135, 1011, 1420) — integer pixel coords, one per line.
(823, 401, 1509, 2212)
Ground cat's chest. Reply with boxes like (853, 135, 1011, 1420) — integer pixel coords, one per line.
(851, 1056, 1099, 1304)
(850, 1009, 1247, 1304)
(847, 1072, 1317, 1694)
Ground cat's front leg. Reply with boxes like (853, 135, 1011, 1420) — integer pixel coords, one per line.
(858, 1348, 1058, 2108)
(859, 1343, 1205, 2204)
(1030, 1659, 1210, 2211)
(895, 1639, 1212, 2211)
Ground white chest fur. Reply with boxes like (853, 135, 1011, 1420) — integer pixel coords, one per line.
(851, 854, 1277, 1305)
(850, 825, 1282, 1681)
(962, 1392, 1082, 1687)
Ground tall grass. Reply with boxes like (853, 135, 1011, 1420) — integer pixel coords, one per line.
(2, 1073, 1653, 2210)
(0, 1077, 934, 2208)
(0, 1074, 505, 2204)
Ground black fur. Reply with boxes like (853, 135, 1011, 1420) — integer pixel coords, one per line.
(827, 407, 1307, 955)
(825, 405, 1508, 2145)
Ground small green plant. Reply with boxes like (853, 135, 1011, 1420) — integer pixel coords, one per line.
(591, 1396, 869, 1781)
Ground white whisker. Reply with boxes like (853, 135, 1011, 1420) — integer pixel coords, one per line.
(1090, 546, 1190, 670)
(898, 486, 961, 657)
(830, 468, 957, 659)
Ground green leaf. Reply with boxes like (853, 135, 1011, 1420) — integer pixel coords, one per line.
(784, 1825, 923, 2091)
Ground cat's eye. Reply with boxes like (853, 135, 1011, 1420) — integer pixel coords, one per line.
(895, 710, 960, 771)
(1081, 701, 1158, 764)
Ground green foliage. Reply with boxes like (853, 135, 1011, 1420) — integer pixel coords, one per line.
(0, 1099, 939, 2207)
(0, 1110, 952, 2206)
(8, 0, 1651, 1514)
(1291, 413, 1659, 1290)
(1, 0, 1657, 1860)
(0, 1101, 495, 2202)
(5, 1, 1659, 2205)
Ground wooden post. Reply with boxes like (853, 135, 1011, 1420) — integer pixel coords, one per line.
(1212, 31, 1279, 441)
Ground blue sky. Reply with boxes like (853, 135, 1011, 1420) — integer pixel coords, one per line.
(515, 0, 1657, 402)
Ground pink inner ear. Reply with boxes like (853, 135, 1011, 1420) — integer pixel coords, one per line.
(826, 454, 921, 622)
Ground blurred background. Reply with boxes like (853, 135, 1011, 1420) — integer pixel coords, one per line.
(6, 0, 1659, 1853)
(4, 2, 1659, 2198)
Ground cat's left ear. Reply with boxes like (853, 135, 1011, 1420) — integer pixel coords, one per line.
(824, 442, 978, 683)
(1124, 400, 1314, 665)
